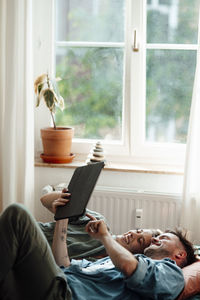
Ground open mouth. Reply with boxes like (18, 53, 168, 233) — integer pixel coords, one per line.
(123, 234, 132, 244)
(152, 240, 161, 246)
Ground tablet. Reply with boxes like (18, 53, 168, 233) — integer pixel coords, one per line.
(54, 161, 105, 221)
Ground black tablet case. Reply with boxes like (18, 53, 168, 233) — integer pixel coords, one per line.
(54, 162, 105, 221)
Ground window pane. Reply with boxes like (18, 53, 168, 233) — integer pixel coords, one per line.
(55, 47, 123, 140)
(147, 0, 199, 44)
(56, 0, 125, 42)
(146, 49, 196, 143)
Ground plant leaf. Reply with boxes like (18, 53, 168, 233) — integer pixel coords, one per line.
(58, 96, 64, 110)
(38, 83, 43, 95)
(36, 95, 41, 107)
(43, 89, 55, 111)
(34, 73, 47, 94)
(51, 103, 56, 113)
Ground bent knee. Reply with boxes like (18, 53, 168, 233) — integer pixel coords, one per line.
(3, 203, 29, 219)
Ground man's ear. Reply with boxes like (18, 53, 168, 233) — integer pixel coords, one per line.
(175, 250, 187, 261)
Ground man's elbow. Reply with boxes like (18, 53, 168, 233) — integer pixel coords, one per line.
(40, 195, 45, 206)
(120, 258, 138, 277)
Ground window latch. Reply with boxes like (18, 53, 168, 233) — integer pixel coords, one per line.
(132, 29, 139, 52)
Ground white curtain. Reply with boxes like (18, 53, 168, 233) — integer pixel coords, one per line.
(180, 16, 200, 244)
(0, 0, 34, 212)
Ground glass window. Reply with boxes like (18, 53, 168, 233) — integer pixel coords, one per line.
(56, 47, 123, 139)
(52, 0, 200, 163)
(55, 0, 125, 141)
(146, 49, 196, 143)
(56, 0, 124, 42)
(146, 0, 199, 144)
(147, 0, 199, 44)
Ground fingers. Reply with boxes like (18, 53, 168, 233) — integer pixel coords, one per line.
(53, 198, 69, 205)
(62, 187, 68, 193)
(52, 197, 70, 213)
(86, 213, 97, 221)
(85, 219, 106, 235)
(85, 214, 99, 233)
(60, 192, 71, 199)
(85, 220, 100, 233)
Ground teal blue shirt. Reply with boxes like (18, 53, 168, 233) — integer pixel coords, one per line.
(62, 254, 184, 300)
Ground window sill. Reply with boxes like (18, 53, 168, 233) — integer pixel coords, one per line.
(35, 155, 184, 175)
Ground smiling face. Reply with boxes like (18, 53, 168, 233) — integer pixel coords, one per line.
(116, 229, 153, 253)
(144, 233, 186, 265)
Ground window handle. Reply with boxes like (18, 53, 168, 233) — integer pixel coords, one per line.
(132, 29, 139, 52)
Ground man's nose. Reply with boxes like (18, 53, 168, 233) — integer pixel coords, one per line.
(128, 232, 138, 240)
(151, 236, 159, 243)
(135, 232, 143, 239)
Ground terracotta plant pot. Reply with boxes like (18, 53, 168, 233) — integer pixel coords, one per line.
(40, 127, 74, 163)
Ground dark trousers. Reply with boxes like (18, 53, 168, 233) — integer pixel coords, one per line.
(0, 203, 72, 300)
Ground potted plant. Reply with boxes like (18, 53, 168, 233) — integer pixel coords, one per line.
(34, 73, 74, 163)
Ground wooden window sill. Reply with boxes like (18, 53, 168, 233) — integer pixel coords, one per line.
(35, 156, 184, 175)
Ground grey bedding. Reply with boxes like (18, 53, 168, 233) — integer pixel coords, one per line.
(38, 208, 109, 260)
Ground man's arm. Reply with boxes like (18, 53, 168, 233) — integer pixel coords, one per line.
(41, 191, 71, 267)
(52, 218, 70, 267)
(85, 215, 138, 277)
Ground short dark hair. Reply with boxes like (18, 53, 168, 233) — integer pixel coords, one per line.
(165, 228, 197, 267)
(151, 229, 163, 237)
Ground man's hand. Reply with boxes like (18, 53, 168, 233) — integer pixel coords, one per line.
(86, 214, 138, 277)
(51, 196, 70, 214)
(85, 214, 109, 241)
(40, 188, 71, 214)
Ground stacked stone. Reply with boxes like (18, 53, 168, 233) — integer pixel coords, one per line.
(86, 141, 106, 164)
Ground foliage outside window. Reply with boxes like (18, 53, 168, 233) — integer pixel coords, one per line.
(55, 0, 199, 149)
(146, 0, 198, 143)
(55, 0, 124, 141)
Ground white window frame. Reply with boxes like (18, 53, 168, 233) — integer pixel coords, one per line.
(34, 0, 197, 166)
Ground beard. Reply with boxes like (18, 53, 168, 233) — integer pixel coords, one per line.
(144, 246, 171, 259)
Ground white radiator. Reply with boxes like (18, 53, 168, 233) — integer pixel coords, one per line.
(87, 188, 181, 235)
